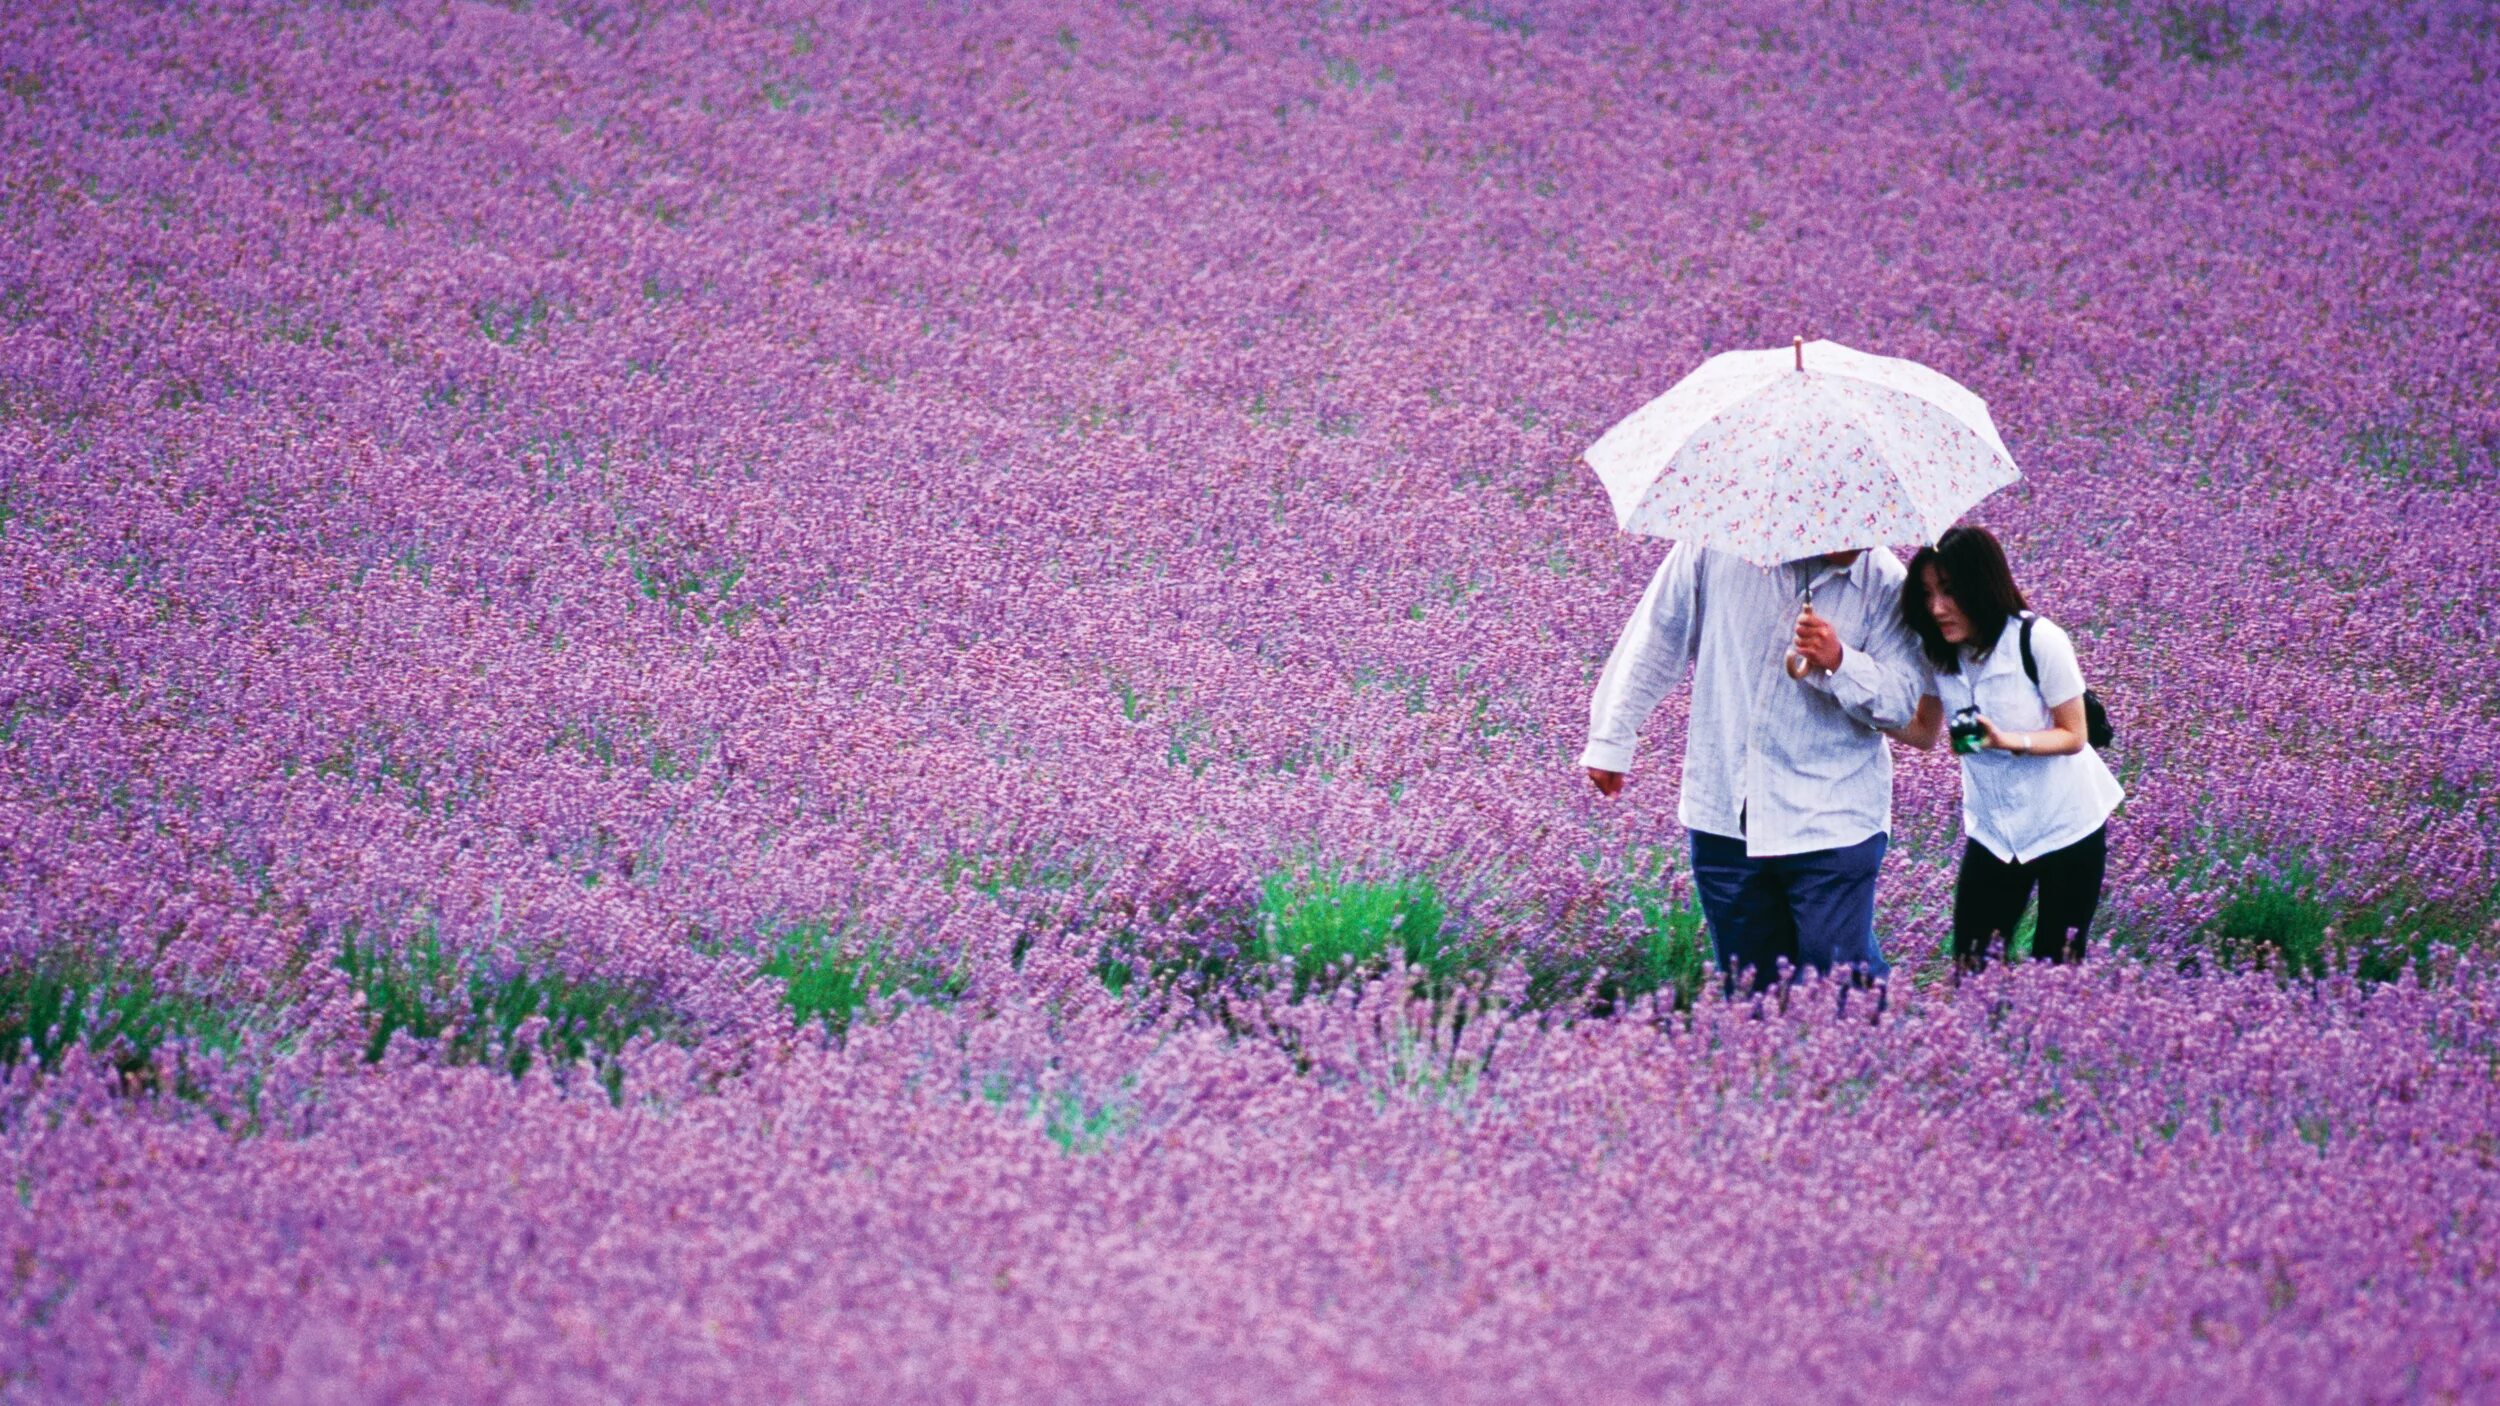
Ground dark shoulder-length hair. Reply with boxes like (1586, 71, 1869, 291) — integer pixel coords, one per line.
(1902, 526, 2027, 673)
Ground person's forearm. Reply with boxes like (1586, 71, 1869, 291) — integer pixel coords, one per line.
(1583, 547, 1697, 770)
(1993, 727, 2082, 756)
(1584, 657, 1684, 771)
(1887, 718, 1942, 750)
(1820, 642, 1922, 732)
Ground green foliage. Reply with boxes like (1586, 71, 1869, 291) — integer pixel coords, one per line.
(1351, 663, 1432, 714)
(2154, 3, 2243, 65)
(2211, 857, 2332, 977)
(2195, 846, 2490, 984)
(1460, 4, 1530, 36)
(1087, 888, 1260, 1002)
(546, 712, 718, 787)
(304, 724, 482, 816)
(2346, 424, 2474, 488)
(981, 1071, 1131, 1154)
(339, 927, 680, 1102)
(0, 950, 239, 1089)
(472, 293, 551, 345)
(1533, 846, 1712, 1014)
(761, 920, 964, 1040)
(627, 550, 750, 629)
(938, 844, 1107, 971)
(1322, 56, 1391, 90)
(1095, 941, 1139, 996)
(1602, 886, 1713, 1012)
(1253, 866, 1467, 999)
(2006, 903, 2039, 964)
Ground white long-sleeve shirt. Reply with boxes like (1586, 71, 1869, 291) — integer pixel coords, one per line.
(1579, 543, 1925, 857)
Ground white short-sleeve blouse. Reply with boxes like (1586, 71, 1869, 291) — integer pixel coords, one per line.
(1922, 615, 2124, 864)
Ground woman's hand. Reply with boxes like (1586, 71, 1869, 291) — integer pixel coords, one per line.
(1586, 767, 1625, 797)
(1979, 699, 2088, 756)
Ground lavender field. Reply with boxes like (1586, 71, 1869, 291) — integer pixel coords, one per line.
(2, 0, 2496, 1400)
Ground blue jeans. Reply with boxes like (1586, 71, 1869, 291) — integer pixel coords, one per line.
(1688, 829, 1890, 993)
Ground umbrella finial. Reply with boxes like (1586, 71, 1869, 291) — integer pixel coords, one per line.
(1793, 335, 1805, 372)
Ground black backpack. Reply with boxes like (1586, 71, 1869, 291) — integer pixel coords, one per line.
(2018, 614, 2115, 749)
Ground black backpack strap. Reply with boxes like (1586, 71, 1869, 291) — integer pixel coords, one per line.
(2013, 611, 2112, 746)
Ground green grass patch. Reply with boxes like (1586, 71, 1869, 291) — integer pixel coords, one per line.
(1596, 885, 1711, 1013)
(2191, 843, 2492, 983)
(2345, 424, 2476, 488)
(760, 920, 966, 1040)
(2210, 855, 2333, 977)
(1532, 846, 1712, 1013)
(339, 927, 682, 1103)
(1999, 903, 2040, 964)
(0, 950, 241, 1091)
(2153, 3, 2243, 65)
(1253, 866, 1470, 1000)
(939, 845, 1098, 903)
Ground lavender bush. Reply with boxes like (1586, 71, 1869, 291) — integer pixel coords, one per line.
(0, 0, 2493, 1399)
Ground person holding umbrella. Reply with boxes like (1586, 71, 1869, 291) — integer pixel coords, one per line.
(1577, 338, 2021, 993)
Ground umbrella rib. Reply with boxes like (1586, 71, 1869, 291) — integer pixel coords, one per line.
(1795, 377, 1979, 547)
(1811, 368, 2009, 463)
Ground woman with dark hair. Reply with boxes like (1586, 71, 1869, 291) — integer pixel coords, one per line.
(1892, 526, 2123, 971)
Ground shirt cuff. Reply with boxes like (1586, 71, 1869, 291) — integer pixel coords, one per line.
(1826, 643, 1880, 702)
(1790, 644, 1850, 695)
(1578, 739, 1634, 773)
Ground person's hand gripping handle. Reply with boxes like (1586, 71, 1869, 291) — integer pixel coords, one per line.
(1789, 594, 1841, 679)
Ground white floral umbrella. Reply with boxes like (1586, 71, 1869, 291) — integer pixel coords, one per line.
(1582, 337, 2018, 565)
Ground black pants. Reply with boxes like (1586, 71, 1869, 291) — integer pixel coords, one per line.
(1952, 826, 2107, 970)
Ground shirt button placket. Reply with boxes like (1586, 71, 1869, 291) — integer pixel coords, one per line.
(1743, 659, 1783, 851)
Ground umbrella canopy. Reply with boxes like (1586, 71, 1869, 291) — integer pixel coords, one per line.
(1583, 338, 2019, 566)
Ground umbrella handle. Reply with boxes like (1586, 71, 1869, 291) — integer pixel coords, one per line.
(1793, 335, 1804, 372)
(1785, 590, 1816, 678)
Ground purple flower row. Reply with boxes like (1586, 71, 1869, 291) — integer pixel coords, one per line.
(0, 0, 2493, 1394)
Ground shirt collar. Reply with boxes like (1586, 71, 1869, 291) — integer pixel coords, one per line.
(1796, 554, 1862, 596)
(1966, 615, 2021, 670)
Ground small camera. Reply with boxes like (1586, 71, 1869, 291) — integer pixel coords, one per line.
(1949, 707, 1988, 755)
